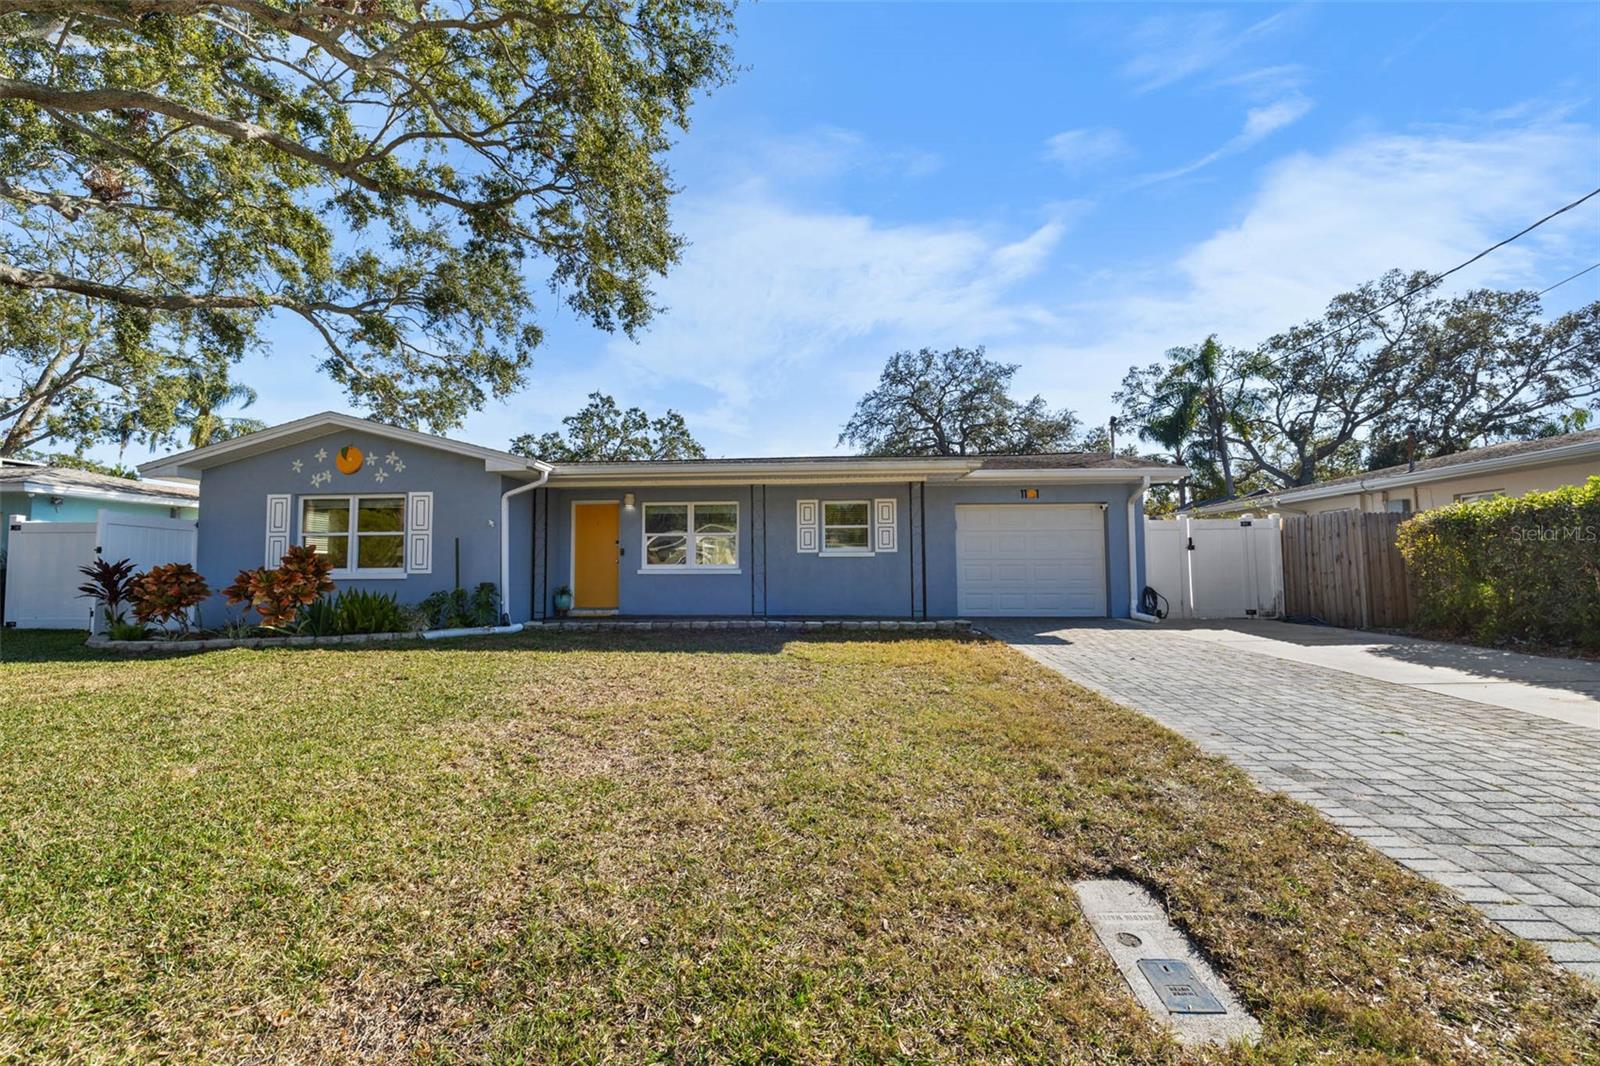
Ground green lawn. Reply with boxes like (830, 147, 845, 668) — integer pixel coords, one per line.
(1, 628, 1595, 1063)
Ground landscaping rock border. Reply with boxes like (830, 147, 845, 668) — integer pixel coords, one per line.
(86, 618, 971, 652)
(526, 618, 971, 632)
(85, 630, 422, 654)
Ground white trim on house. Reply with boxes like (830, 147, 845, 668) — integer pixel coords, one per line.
(265, 493, 291, 566)
(955, 467, 1189, 483)
(138, 410, 551, 480)
(299, 493, 410, 580)
(873, 497, 898, 553)
(819, 499, 874, 556)
(1187, 433, 1600, 515)
(638, 499, 741, 573)
(547, 458, 1189, 488)
(796, 499, 820, 553)
(406, 491, 434, 574)
(9, 478, 197, 510)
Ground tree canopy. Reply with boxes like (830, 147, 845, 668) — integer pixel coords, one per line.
(840, 346, 1080, 456)
(1116, 271, 1600, 498)
(510, 391, 704, 461)
(0, 0, 735, 454)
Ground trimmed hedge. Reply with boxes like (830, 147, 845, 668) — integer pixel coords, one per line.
(1395, 476, 1600, 650)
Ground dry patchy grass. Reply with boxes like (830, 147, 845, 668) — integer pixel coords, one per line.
(0, 628, 1595, 1063)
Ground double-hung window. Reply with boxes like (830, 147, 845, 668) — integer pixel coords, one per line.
(821, 501, 872, 554)
(302, 495, 406, 577)
(641, 501, 739, 571)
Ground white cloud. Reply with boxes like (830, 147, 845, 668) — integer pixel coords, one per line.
(575, 184, 1071, 451)
(1043, 128, 1129, 172)
(107, 117, 1600, 467)
(1212, 64, 1307, 100)
(1122, 9, 1299, 93)
(749, 125, 942, 181)
(476, 120, 1598, 457)
(1138, 93, 1313, 184)
(1022, 121, 1600, 422)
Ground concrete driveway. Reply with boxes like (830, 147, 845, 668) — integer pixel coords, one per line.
(984, 618, 1600, 979)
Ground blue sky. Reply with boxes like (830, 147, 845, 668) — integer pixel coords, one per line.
(131, 2, 1600, 464)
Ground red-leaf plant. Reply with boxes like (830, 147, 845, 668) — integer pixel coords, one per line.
(223, 544, 335, 630)
(128, 563, 212, 635)
(76, 557, 139, 624)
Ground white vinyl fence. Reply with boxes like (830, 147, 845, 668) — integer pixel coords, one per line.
(1145, 515, 1283, 620)
(3, 510, 198, 631)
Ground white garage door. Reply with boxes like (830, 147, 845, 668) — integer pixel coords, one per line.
(956, 504, 1107, 617)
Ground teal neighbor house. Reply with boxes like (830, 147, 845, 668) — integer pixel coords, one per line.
(1, 459, 199, 558)
(139, 412, 1185, 623)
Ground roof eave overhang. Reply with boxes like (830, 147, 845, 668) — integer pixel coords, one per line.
(957, 466, 1189, 484)
(547, 462, 972, 488)
(138, 411, 551, 480)
(13, 480, 198, 508)
(1254, 439, 1600, 509)
(546, 462, 1191, 488)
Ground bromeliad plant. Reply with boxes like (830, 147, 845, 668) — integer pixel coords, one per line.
(76, 557, 139, 628)
(128, 564, 211, 636)
(332, 589, 407, 635)
(223, 545, 336, 630)
(417, 583, 500, 629)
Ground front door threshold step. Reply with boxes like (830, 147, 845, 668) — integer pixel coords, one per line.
(531, 618, 971, 632)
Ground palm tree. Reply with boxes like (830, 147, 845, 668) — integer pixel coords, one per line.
(1174, 336, 1240, 498)
(184, 379, 267, 448)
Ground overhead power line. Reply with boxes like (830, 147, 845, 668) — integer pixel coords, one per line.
(1538, 260, 1600, 297)
(1261, 185, 1600, 366)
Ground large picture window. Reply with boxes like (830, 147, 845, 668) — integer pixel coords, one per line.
(302, 495, 406, 576)
(821, 501, 872, 554)
(641, 501, 739, 571)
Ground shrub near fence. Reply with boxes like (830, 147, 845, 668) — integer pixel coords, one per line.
(1396, 476, 1600, 650)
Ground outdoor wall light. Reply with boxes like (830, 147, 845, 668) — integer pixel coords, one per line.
(623, 492, 636, 509)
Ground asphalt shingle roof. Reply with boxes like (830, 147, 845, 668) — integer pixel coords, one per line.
(0, 466, 198, 502)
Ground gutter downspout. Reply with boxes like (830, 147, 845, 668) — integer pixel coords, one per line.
(499, 467, 551, 625)
(1128, 476, 1160, 623)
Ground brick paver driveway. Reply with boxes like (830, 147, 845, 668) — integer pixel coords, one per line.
(985, 619, 1600, 979)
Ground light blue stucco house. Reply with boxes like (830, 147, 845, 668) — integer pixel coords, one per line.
(140, 412, 1186, 624)
(1, 461, 199, 558)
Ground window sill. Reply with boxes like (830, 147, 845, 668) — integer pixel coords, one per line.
(818, 550, 875, 558)
(636, 567, 742, 576)
(329, 570, 409, 581)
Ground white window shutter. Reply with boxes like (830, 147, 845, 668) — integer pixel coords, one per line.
(265, 493, 290, 566)
(407, 491, 433, 574)
(873, 497, 898, 552)
(796, 499, 819, 553)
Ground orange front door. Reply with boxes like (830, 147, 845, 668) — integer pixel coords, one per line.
(572, 502, 621, 609)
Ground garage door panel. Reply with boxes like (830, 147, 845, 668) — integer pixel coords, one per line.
(956, 504, 1107, 617)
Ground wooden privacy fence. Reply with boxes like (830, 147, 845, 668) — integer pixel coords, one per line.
(1281, 511, 1414, 629)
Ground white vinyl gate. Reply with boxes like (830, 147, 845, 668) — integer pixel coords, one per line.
(1144, 516, 1282, 620)
(4, 510, 198, 630)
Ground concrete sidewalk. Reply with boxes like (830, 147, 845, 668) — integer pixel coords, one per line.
(1168, 620, 1600, 731)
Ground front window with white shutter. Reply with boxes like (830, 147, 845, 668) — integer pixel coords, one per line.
(301, 495, 406, 577)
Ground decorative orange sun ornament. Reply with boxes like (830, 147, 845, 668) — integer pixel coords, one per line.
(335, 445, 364, 475)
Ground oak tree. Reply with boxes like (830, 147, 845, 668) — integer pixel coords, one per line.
(510, 391, 704, 461)
(840, 346, 1079, 456)
(0, 0, 734, 451)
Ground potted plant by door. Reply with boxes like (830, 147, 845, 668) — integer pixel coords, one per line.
(552, 586, 573, 616)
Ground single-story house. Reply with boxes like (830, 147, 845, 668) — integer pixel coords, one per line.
(0, 462, 199, 558)
(1185, 429, 1600, 518)
(139, 412, 1187, 624)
